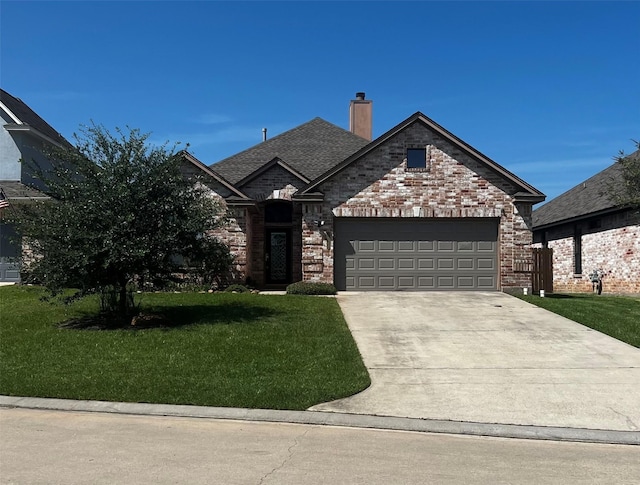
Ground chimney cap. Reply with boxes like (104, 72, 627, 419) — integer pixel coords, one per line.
(355, 92, 366, 100)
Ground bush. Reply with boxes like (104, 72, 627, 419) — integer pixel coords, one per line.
(286, 281, 337, 295)
(224, 284, 251, 293)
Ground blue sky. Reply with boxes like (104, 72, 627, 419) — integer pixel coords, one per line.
(1, 1, 638, 203)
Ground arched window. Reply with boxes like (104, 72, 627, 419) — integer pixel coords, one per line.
(264, 201, 292, 224)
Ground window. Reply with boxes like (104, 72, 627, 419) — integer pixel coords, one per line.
(265, 201, 293, 224)
(573, 226, 582, 274)
(407, 148, 426, 169)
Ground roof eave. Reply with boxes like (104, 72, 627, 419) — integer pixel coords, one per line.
(3, 123, 67, 148)
(513, 192, 546, 204)
(225, 198, 257, 207)
(533, 205, 630, 231)
(291, 191, 325, 202)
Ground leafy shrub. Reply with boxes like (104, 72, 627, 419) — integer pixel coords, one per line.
(286, 281, 337, 295)
(224, 284, 251, 293)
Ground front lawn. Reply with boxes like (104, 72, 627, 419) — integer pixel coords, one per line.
(0, 286, 370, 409)
(519, 293, 640, 348)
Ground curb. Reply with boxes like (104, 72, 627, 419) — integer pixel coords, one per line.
(1, 396, 638, 446)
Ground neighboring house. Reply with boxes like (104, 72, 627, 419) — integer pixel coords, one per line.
(186, 93, 545, 291)
(0, 88, 68, 282)
(533, 157, 640, 294)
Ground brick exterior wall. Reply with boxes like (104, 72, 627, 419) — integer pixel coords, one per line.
(534, 209, 640, 294)
(193, 170, 250, 284)
(301, 122, 535, 290)
(235, 164, 306, 287)
(240, 164, 304, 201)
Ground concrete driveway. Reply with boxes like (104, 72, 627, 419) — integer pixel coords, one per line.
(309, 292, 640, 432)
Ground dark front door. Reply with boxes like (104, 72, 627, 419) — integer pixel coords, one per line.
(266, 229, 291, 284)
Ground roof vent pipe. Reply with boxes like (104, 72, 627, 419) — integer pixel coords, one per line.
(262, 127, 267, 142)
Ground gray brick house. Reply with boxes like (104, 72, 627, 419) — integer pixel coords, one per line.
(188, 93, 545, 292)
(533, 157, 640, 294)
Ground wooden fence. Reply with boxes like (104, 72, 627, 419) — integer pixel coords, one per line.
(531, 248, 553, 293)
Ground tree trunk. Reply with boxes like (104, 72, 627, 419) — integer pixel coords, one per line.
(118, 278, 129, 317)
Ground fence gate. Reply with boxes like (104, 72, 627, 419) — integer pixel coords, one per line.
(531, 248, 553, 294)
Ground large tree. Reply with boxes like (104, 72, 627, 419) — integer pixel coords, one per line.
(611, 140, 640, 208)
(10, 124, 231, 317)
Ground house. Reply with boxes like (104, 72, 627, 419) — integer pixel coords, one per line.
(0, 88, 68, 282)
(533, 157, 640, 293)
(186, 93, 545, 291)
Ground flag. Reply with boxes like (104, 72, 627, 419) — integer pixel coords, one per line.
(0, 188, 9, 209)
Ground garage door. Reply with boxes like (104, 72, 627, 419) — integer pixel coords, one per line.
(334, 218, 498, 291)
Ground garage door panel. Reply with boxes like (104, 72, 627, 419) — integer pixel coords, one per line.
(377, 276, 396, 289)
(438, 258, 454, 269)
(438, 241, 454, 251)
(477, 258, 495, 269)
(478, 276, 497, 289)
(358, 240, 375, 251)
(378, 258, 395, 269)
(418, 258, 434, 269)
(335, 218, 498, 291)
(477, 241, 495, 251)
(457, 276, 475, 288)
(418, 276, 436, 288)
(437, 276, 455, 288)
(418, 241, 435, 251)
(379, 241, 394, 251)
(358, 259, 375, 270)
(398, 259, 415, 269)
(358, 276, 376, 288)
(398, 276, 415, 288)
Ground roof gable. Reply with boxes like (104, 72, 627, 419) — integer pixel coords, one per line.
(533, 161, 628, 228)
(236, 157, 310, 189)
(180, 150, 250, 200)
(300, 112, 545, 201)
(210, 117, 369, 184)
(0, 88, 70, 147)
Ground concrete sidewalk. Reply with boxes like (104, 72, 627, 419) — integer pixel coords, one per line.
(310, 292, 640, 433)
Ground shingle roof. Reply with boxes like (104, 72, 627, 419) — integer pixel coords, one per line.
(0, 180, 49, 200)
(0, 88, 70, 147)
(210, 117, 370, 184)
(533, 160, 630, 228)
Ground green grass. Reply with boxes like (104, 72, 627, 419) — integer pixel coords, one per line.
(0, 286, 370, 409)
(518, 293, 640, 347)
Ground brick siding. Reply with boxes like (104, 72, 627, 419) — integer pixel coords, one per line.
(302, 122, 534, 290)
(535, 210, 640, 294)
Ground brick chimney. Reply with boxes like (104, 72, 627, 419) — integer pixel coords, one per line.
(349, 92, 372, 140)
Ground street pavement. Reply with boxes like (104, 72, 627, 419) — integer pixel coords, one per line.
(1, 407, 639, 485)
(311, 292, 640, 432)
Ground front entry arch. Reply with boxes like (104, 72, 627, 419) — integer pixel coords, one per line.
(264, 201, 293, 286)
